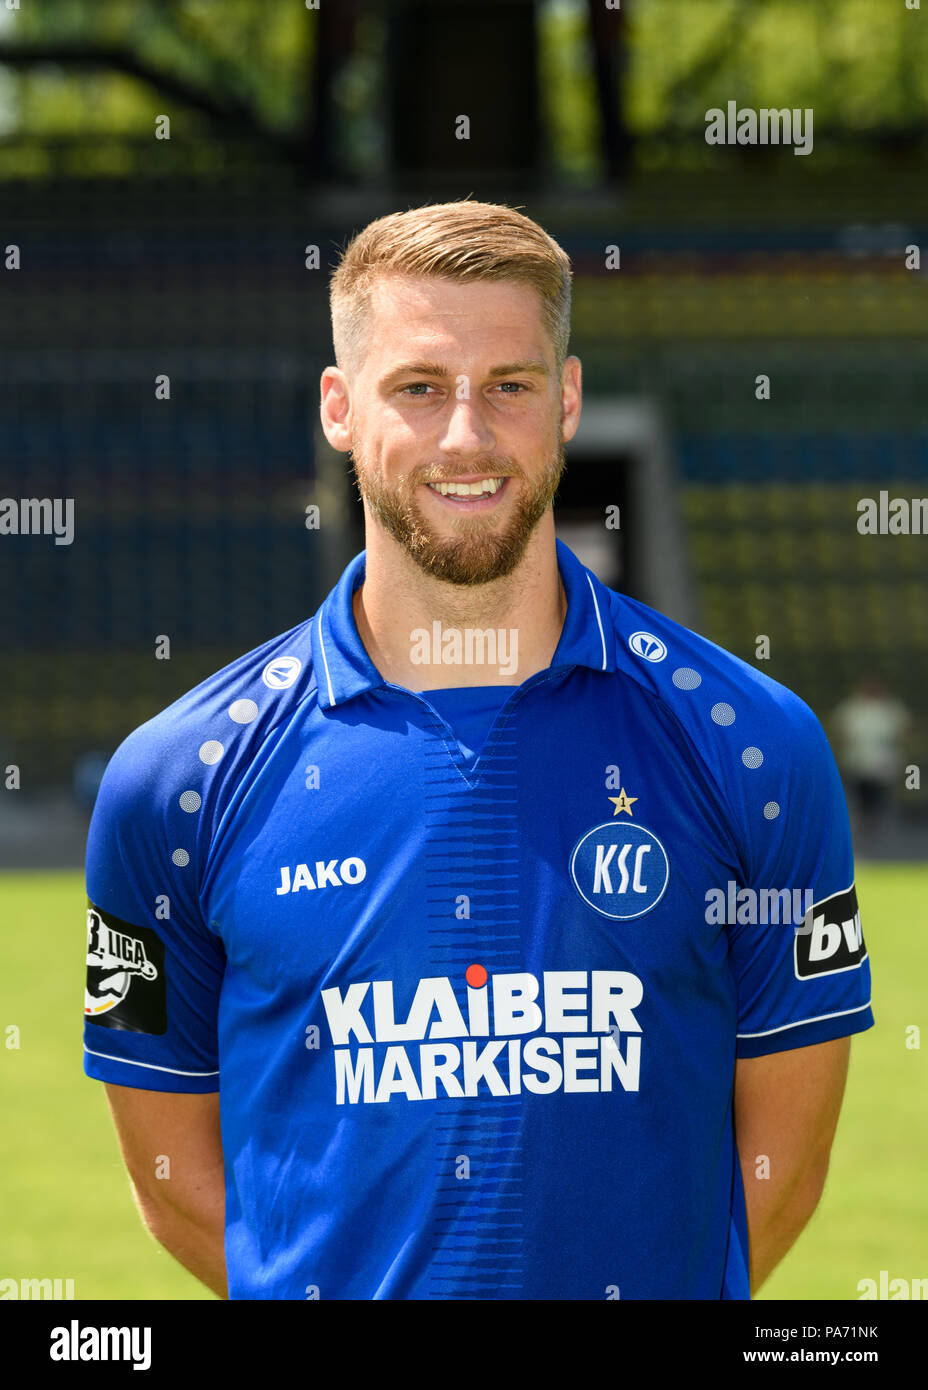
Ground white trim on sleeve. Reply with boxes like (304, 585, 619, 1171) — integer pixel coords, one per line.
(84, 1046, 220, 1077)
(737, 1000, 872, 1040)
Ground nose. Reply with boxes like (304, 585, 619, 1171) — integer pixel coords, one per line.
(438, 395, 495, 456)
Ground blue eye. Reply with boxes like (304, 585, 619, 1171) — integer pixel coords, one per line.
(399, 381, 528, 397)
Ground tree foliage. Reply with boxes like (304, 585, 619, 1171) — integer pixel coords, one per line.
(0, 0, 924, 181)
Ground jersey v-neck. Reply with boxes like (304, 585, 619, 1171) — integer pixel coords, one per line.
(420, 685, 516, 761)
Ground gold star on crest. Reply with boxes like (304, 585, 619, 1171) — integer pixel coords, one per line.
(608, 789, 638, 817)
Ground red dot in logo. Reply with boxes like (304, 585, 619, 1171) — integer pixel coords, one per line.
(465, 963, 488, 989)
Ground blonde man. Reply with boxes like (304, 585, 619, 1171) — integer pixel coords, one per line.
(85, 200, 872, 1300)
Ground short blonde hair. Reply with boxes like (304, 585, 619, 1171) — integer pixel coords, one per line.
(328, 198, 573, 381)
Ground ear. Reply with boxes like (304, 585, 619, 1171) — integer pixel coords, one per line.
(559, 355, 582, 444)
(320, 366, 353, 453)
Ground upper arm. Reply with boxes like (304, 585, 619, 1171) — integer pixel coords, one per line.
(83, 723, 225, 1094)
(733, 1035, 851, 1197)
(726, 696, 873, 1059)
(104, 1082, 224, 1212)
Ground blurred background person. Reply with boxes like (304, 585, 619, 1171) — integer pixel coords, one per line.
(831, 677, 911, 853)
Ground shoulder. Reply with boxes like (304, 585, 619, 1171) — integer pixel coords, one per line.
(95, 617, 321, 816)
(87, 618, 324, 920)
(608, 589, 821, 735)
(602, 587, 831, 794)
(599, 589, 850, 883)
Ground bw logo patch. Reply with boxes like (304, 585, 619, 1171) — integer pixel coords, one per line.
(84, 903, 166, 1034)
(794, 883, 867, 980)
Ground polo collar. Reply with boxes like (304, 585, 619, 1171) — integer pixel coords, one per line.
(310, 538, 617, 710)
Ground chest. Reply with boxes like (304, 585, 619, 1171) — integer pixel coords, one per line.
(203, 685, 742, 1007)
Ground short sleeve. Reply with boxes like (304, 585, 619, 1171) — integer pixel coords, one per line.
(82, 722, 224, 1093)
(727, 696, 874, 1059)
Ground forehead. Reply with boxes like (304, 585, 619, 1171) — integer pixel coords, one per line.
(364, 274, 548, 354)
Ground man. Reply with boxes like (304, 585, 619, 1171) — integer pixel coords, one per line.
(83, 199, 872, 1300)
(830, 676, 911, 853)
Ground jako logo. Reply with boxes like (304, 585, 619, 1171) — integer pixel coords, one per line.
(262, 656, 302, 689)
(570, 822, 670, 920)
(627, 631, 666, 663)
(276, 858, 367, 894)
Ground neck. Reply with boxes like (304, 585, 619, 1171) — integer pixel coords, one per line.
(352, 513, 566, 689)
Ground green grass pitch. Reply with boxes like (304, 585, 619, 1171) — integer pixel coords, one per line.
(0, 866, 924, 1300)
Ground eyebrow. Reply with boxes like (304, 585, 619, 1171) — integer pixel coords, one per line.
(378, 358, 550, 389)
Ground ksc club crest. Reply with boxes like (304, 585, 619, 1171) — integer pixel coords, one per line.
(84, 904, 166, 1034)
(570, 821, 670, 920)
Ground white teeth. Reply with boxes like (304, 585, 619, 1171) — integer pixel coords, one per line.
(428, 478, 504, 497)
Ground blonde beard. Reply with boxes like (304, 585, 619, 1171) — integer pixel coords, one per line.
(351, 444, 566, 586)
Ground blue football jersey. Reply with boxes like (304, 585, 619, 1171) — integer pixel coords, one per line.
(83, 539, 873, 1300)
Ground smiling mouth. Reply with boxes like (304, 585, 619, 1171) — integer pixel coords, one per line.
(425, 476, 508, 501)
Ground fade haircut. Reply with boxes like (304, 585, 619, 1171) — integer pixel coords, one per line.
(328, 199, 573, 383)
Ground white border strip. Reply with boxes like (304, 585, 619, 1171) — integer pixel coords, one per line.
(737, 1000, 872, 1040)
(84, 1046, 219, 1078)
(586, 573, 608, 671)
(316, 615, 337, 707)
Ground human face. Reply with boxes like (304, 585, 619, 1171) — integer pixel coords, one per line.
(343, 275, 576, 585)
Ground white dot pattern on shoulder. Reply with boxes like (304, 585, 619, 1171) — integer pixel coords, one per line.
(179, 790, 202, 812)
(672, 667, 702, 690)
(172, 848, 190, 867)
(199, 740, 224, 765)
(229, 699, 258, 724)
(698, 689, 773, 822)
